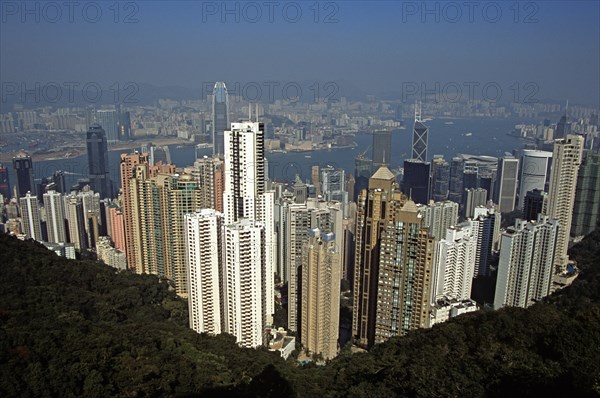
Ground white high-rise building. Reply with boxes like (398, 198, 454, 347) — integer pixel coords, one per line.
(518, 150, 552, 209)
(223, 121, 265, 224)
(222, 120, 275, 325)
(432, 224, 478, 303)
(222, 219, 265, 348)
(546, 135, 584, 271)
(64, 193, 88, 251)
(19, 192, 42, 241)
(185, 209, 223, 335)
(469, 207, 501, 277)
(182, 118, 276, 347)
(418, 200, 459, 241)
(43, 190, 67, 244)
(494, 215, 559, 309)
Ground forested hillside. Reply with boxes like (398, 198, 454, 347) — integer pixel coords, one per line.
(1, 231, 599, 397)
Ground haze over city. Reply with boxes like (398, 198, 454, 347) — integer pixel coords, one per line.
(1, 1, 599, 106)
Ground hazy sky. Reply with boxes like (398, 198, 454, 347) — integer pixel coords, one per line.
(1, 1, 599, 105)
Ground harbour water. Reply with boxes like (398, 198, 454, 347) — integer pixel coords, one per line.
(5, 117, 537, 191)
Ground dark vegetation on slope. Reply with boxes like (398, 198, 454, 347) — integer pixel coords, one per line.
(1, 231, 599, 397)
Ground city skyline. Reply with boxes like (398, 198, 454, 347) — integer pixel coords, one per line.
(1, 0, 600, 383)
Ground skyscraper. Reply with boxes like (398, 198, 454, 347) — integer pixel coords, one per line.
(64, 193, 87, 250)
(353, 166, 400, 348)
(518, 150, 552, 209)
(12, 152, 35, 199)
(402, 159, 431, 205)
(373, 199, 434, 344)
(212, 82, 229, 156)
(353, 166, 435, 348)
(431, 156, 450, 202)
(223, 121, 266, 224)
(19, 192, 41, 241)
(0, 162, 10, 199)
(354, 154, 372, 201)
(448, 157, 464, 204)
(120, 152, 150, 270)
(555, 112, 571, 140)
(87, 124, 113, 199)
(433, 224, 478, 302)
(311, 165, 321, 197)
(523, 189, 548, 222)
(222, 219, 266, 348)
(494, 215, 559, 309)
(418, 200, 459, 242)
(320, 165, 348, 215)
(546, 135, 584, 271)
(222, 120, 275, 327)
(571, 152, 600, 237)
(463, 188, 487, 218)
(43, 190, 67, 244)
(186, 156, 225, 212)
(285, 198, 343, 333)
(117, 110, 132, 140)
(301, 229, 341, 360)
(494, 156, 519, 213)
(109, 206, 126, 251)
(470, 207, 501, 277)
(372, 130, 392, 168)
(185, 209, 224, 335)
(95, 109, 119, 144)
(412, 103, 429, 162)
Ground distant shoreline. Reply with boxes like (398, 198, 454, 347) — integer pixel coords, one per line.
(0, 137, 193, 162)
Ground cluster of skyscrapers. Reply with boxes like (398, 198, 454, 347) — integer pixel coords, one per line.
(1, 84, 599, 359)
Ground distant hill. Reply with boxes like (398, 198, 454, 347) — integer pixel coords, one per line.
(1, 230, 599, 397)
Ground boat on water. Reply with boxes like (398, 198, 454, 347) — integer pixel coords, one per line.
(465, 132, 473, 137)
(444, 121, 454, 125)
(304, 155, 312, 158)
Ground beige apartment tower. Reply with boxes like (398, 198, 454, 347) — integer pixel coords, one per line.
(546, 135, 584, 272)
(301, 228, 341, 360)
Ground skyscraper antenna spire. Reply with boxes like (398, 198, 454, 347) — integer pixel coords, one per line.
(255, 103, 259, 122)
(565, 99, 569, 118)
(415, 100, 422, 123)
(249, 103, 252, 121)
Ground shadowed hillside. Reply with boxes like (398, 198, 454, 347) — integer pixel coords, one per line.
(1, 231, 599, 397)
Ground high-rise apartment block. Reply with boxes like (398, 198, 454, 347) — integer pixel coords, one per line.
(494, 215, 559, 309)
(301, 228, 341, 360)
(43, 190, 67, 244)
(353, 166, 434, 348)
(546, 135, 584, 271)
(571, 152, 600, 236)
(19, 192, 41, 241)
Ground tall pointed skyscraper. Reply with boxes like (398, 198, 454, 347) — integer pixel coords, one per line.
(412, 102, 428, 162)
(212, 82, 229, 156)
(87, 124, 113, 199)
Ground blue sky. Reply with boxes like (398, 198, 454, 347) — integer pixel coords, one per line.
(1, 1, 599, 105)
